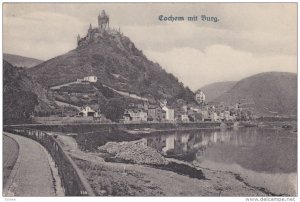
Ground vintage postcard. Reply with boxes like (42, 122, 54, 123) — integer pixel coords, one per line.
(2, 2, 297, 199)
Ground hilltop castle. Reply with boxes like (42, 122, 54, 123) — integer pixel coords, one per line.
(98, 10, 109, 30)
(77, 10, 122, 47)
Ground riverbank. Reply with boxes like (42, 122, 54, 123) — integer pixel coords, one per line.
(55, 134, 271, 196)
(6, 121, 224, 134)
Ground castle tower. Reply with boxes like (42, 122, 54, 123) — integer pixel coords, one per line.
(77, 34, 81, 45)
(87, 23, 92, 39)
(88, 23, 92, 32)
(98, 10, 109, 30)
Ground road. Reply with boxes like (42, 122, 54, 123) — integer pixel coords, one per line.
(3, 133, 62, 196)
(54, 100, 81, 110)
(3, 135, 19, 188)
(102, 84, 148, 101)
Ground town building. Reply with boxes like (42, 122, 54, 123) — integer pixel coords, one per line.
(76, 79, 84, 83)
(181, 114, 190, 122)
(195, 90, 206, 104)
(210, 112, 220, 122)
(83, 76, 97, 83)
(147, 105, 162, 122)
(78, 106, 100, 117)
(162, 106, 175, 122)
(123, 109, 147, 123)
(201, 110, 209, 121)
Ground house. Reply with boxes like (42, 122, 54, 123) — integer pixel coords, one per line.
(123, 108, 147, 123)
(83, 76, 97, 83)
(195, 90, 206, 104)
(182, 105, 188, 114)
(76, 78, 83, 83)
(210, 112, 220, 122)
(224, 111, 230, 120)
(220, 112, 225, 120)
(78, 106, 100, 117)
(162, 106, 175, 122)
(187, 109, 196, 122)
(181, 114, 189, 122)
(201, 110, 209, 121)
(147, 105, 162, 122)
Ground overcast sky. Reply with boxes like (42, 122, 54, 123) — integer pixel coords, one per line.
(3, 3, 297, 90)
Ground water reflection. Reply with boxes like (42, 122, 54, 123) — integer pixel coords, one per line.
(145, 128, 297, 174)
(144, 128, 297, 195)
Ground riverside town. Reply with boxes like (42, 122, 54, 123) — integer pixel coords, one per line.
(3, 5, 297, 199)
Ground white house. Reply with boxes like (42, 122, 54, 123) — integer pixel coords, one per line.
(181, 114, 189, 122)
(83, 76, 98, 83)
(195, 90, 206, 104)
(210, 112, 220, 122)
(78, 106, 99, 117)
(76, 78, 83, 83)
(123, 109, 147, 123)
(162, 106, 175, 122)
(201, 110, 209, 120)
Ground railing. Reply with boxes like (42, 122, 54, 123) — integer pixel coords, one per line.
(3, 127, 95, 196)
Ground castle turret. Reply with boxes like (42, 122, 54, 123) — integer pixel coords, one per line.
(77, 34, 81, 45)
(88, 23, 92, 32)
(98, 10, 109, 30)
(87, 23, 92, 39)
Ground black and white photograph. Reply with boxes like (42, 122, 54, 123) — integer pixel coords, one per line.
(2, 2, 298, 199)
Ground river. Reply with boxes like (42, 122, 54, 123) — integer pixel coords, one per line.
(143, 127, 297, 196)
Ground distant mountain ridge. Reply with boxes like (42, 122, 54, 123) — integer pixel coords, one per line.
(3, 53, 43, 68)
(213, 72, 297, 116)
(197, 81, 237, 102)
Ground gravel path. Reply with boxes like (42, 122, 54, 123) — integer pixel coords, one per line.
(3, 133, 59, 196)
(3, 135, 19, 187)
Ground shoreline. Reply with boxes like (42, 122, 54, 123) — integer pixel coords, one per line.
(55, 134, 279, 196)
(123, 126, 229, 135)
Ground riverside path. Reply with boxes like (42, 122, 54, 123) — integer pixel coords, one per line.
(3, 132, 62, 196)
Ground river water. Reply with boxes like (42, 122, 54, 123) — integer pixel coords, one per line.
(143, 127, 297, 196)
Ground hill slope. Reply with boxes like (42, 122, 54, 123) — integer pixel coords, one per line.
(28, 29, 195, 103)
(3, 60, 56, 124)
(214, 72, 297, 116)
(197, 81, 237, 102)
(3, 53, 43, 68)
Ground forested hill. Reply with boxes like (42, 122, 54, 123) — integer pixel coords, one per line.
(28, 29, 195, 104)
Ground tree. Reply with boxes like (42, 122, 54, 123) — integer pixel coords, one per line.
(100, 98, 126, 122)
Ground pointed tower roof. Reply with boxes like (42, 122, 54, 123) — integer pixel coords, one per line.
(100, 10, 107, 17)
